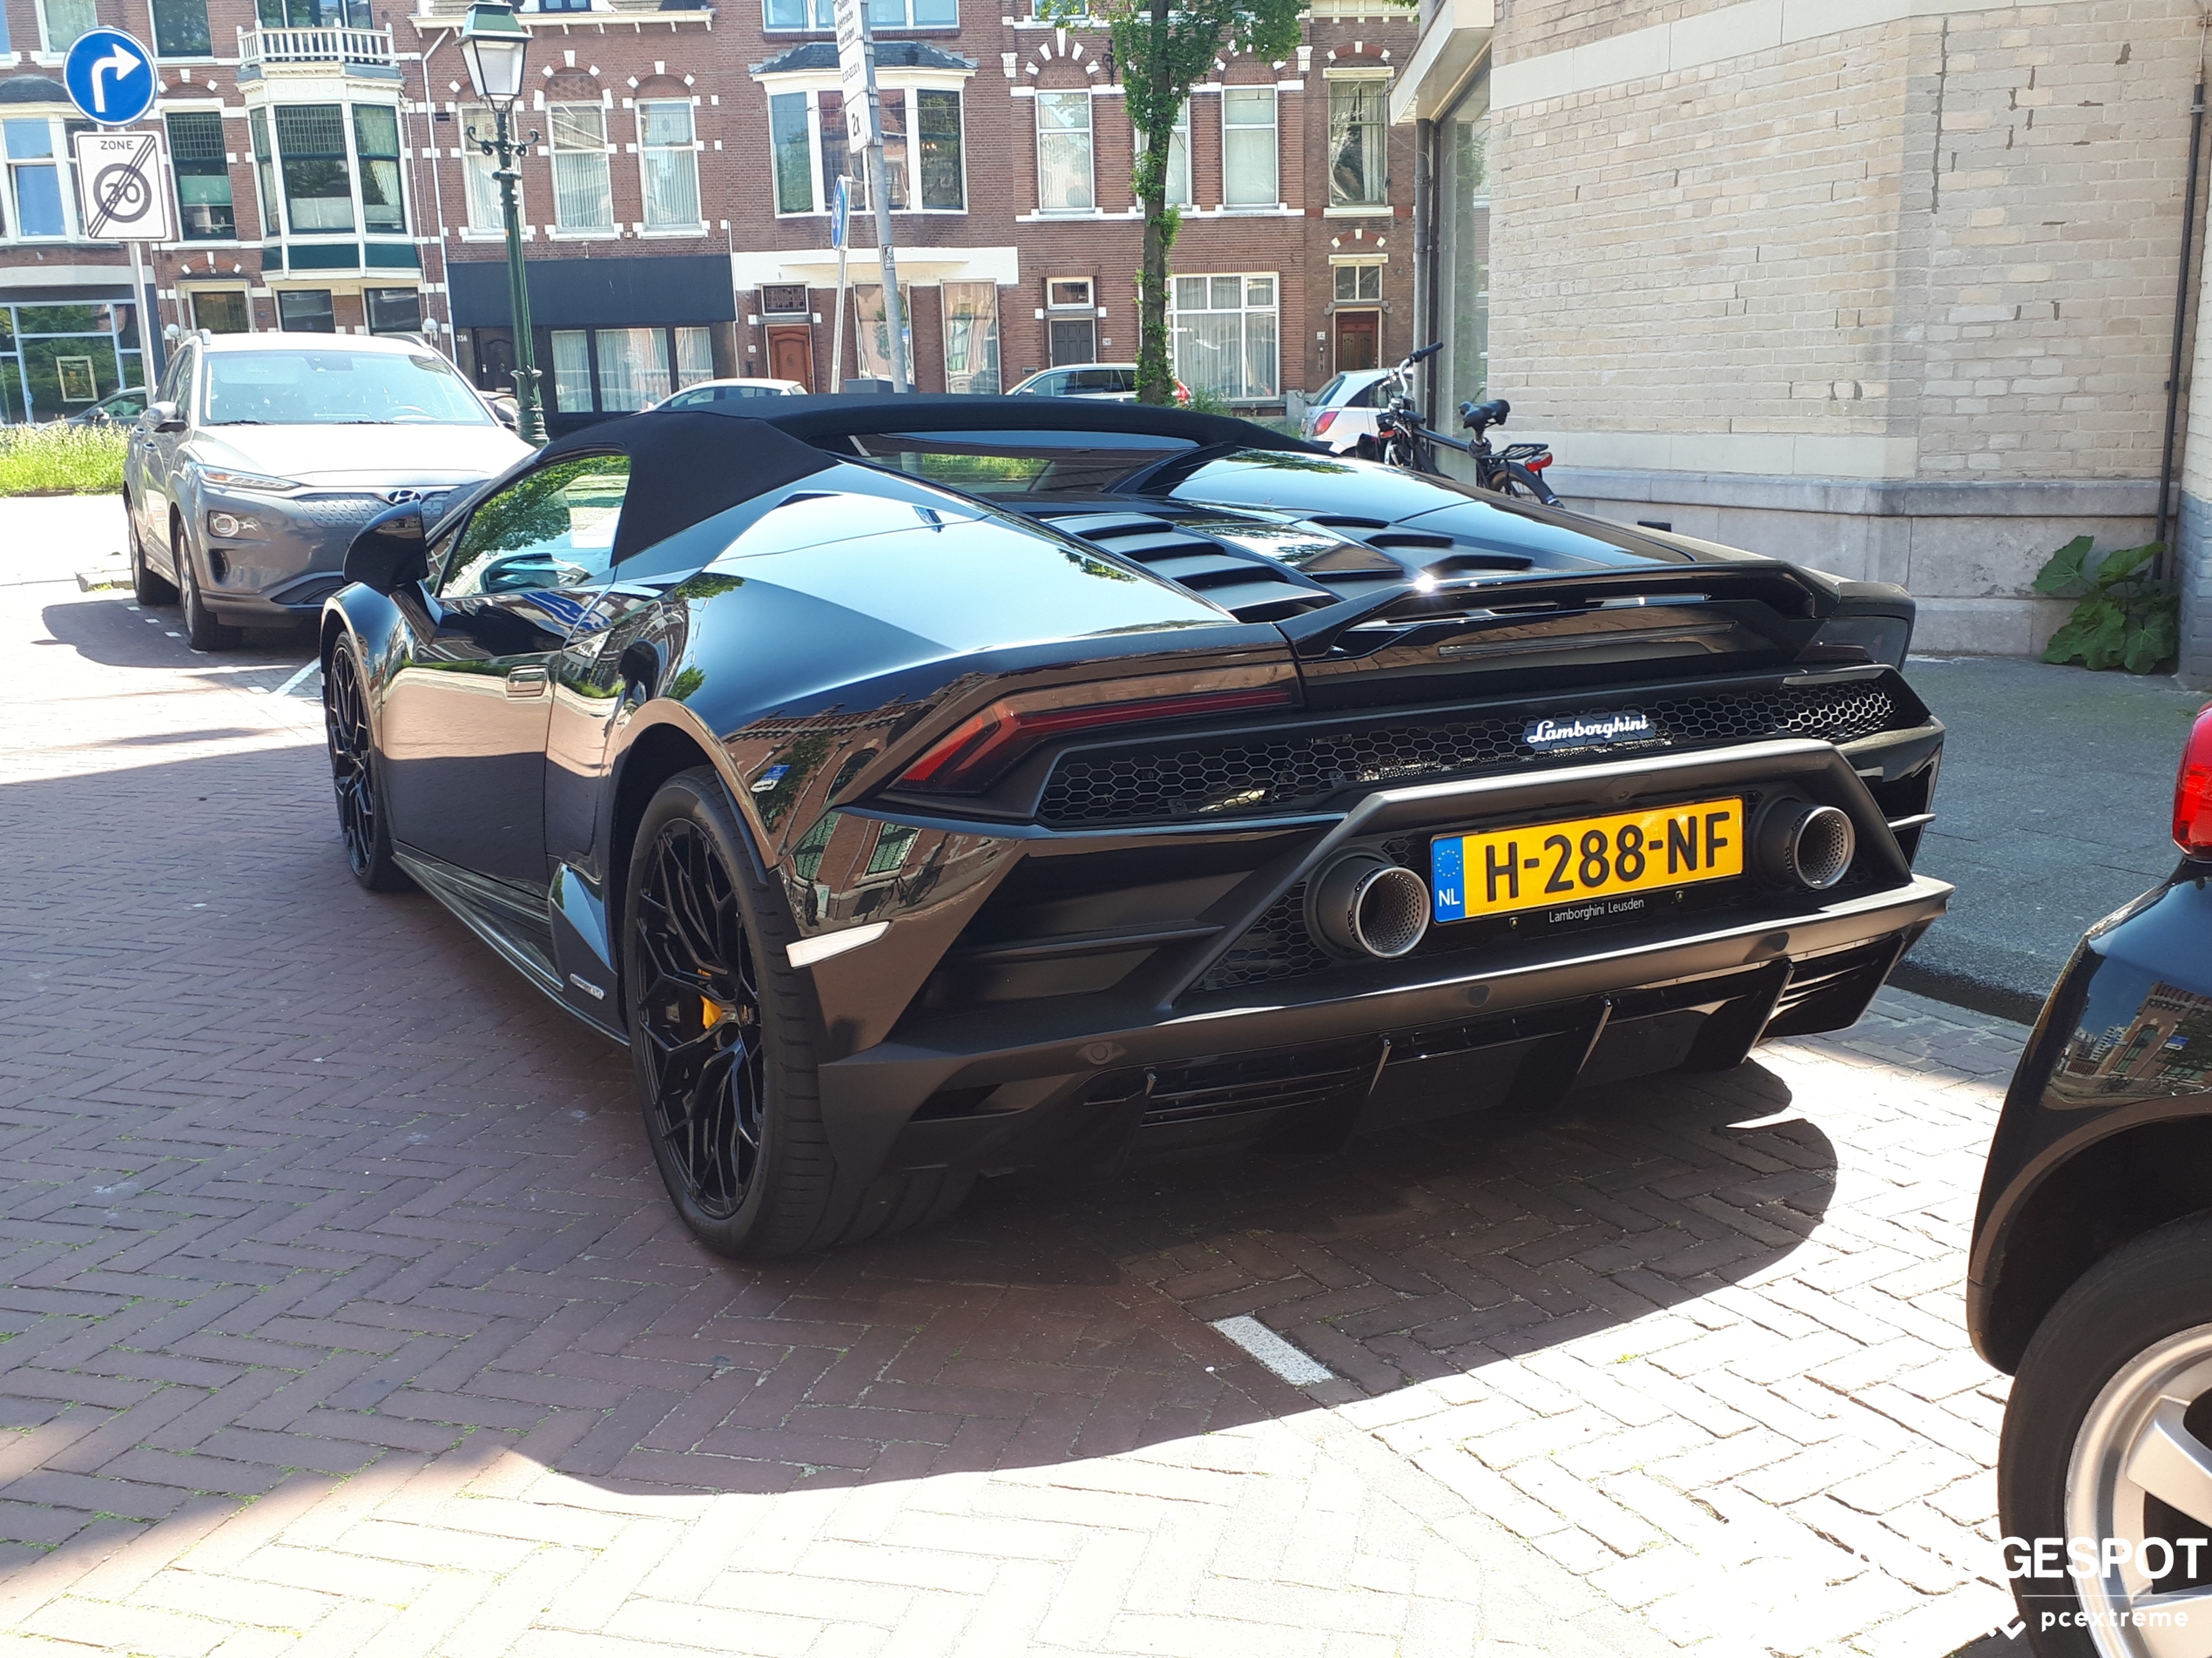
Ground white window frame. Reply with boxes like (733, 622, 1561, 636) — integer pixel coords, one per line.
(1035, 89, 1094, 215)
(1169, 271, 1278, 401)
(2, 114, 78, 243)
(1220, 85, 1278, 209)
(1325, 72, 1390, 211)
(764, 0, 957, 26)
(36, 0, 96, 56)
(759, 79, 968, 216)
(260, 102, 410, 246)
(1131, 99, 1190, 209)
(460, 106, 526, 237)
(548, 100, 616, 236)
(636, 98, 703, 232)
(1332, 257, 1384, 303)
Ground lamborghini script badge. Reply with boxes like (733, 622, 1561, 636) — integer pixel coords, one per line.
(1523, 711, 1656, 752)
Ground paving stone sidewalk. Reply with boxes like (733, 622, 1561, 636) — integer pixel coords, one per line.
(1, 552, 2027, 1657)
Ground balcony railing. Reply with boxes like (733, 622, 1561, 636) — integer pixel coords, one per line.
(237, 25, 396, 70)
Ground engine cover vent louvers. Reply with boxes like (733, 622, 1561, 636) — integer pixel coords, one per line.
(1042, 509, 1339, 623)
(1042, 680, 1907, 829)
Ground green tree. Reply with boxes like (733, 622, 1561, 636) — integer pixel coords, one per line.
(1054, 0, 1303, 405)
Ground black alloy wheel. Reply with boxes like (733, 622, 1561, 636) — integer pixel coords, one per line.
(322, 639, 408, 892)
(128, 501, 175, 605)
(622, 768, 973, 1259)
(175, 519, 240, 650)
(631, 813, 769, 1221)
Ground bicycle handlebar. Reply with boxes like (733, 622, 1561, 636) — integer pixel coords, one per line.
(1407, 341, 1444, 367)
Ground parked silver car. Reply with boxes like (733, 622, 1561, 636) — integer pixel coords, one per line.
(124, 333, 531, 648)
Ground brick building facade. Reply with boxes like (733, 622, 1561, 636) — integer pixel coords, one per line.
(0, 0, 1420, 428)
(1393, 0, 2212, 666)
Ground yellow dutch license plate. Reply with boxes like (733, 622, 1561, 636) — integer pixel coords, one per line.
(1429, 797, 1744, 922)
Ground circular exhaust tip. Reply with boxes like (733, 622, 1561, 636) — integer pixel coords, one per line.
(1790, 805, 1856, 890)
(1310, 855, 1432, 959)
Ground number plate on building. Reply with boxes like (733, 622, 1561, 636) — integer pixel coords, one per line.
(1430, 798, 1745, 922)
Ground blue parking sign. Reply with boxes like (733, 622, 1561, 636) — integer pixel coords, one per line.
(64, 29, 157, 127)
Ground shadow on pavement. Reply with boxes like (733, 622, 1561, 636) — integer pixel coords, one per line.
(0, 738, 1834, 1572)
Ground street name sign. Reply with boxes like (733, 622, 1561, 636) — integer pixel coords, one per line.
(832, 0, 877, 149)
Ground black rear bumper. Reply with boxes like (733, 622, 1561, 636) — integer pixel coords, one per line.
(816, 735, 1951, 1187)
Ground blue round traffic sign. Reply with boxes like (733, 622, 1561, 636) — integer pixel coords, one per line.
(63, 29, 156, 127)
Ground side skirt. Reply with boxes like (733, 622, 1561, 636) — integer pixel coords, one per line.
(393, 843, 630, 1048)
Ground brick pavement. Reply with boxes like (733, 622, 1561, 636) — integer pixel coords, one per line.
(2, 544, 2031, 1657)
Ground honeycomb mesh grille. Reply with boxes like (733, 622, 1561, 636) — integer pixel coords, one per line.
(1042, 681, 1903, 829)
(1192, 880, 1330, 993)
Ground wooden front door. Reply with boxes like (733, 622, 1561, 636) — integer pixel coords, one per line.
(1334, 311, 1379, 372)
(766, 324, 814, 390)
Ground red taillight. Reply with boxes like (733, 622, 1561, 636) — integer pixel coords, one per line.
(1527, 454, 1552, 471)
(2176, 704, 2212, 857)
(899, 684, 1297, 794)
(1313, 410, 1338, 435)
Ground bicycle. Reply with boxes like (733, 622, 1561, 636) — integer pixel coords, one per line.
(1351, 342, 1562, 507)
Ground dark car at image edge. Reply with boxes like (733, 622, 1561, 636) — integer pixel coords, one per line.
(1970, 703, 2212, 1656)
(318, 395, 1952, 1259)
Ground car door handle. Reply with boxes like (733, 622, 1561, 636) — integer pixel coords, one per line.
(505, 666, 549, 699)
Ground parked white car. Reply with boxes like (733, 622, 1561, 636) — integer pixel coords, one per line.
(1300, 367, 1393, 453)
(648, 378, 807, 409)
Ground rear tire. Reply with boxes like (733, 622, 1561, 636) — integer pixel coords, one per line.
(176, 519, 240, 650)
(624, 768, 971, 1259)
(2000, 1214, 2212, 1655)
(128, 501, 176, 605)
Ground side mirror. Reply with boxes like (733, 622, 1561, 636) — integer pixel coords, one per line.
(148, 401, 184, 433)
(344, 502, 428, 591)
(489, 399, 518, 431)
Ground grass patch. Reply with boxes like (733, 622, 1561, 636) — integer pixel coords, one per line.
(0, 423, 127, 497)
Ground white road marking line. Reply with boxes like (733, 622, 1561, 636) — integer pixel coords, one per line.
(165, 630, 182, 638)
(274, 661, 321, 697)
(1209, 1315, 1337, 1385)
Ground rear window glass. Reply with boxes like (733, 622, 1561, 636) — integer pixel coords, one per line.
(848, 428, 1194, 496)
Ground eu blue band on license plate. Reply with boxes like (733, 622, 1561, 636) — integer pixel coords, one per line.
(1430, 795, 1745, 922)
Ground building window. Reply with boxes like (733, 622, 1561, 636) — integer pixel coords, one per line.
(770, 87, 956, 214)
(536, 0, 591, 11)
(763, 0, 834, 27)
(0, 300, 144, 421)
(1222, 87, 1276, 207)
(551, 329, 591, 410)
(3, 119, 67, 239)
(676, 325, 713, 388)
(597, 327, 670, 409)
(248, 109, 280, 237)
(852, 284, 914, 381)
(151, 0, 212, 56)
(638, 100, 700, 228)
(550, 104, 614, 230)
(1132, 100, 1190, 208)
(461, 108, 518, 231)
(769, 92, 813, 214)
(550, 326, 712, 410)
(274, 104, 354, 233)
(1327, 78, 1386, 206)
(1436, 72, 1489, 410)
(1171, 273, 1277, 400)
(1035, 91, 1092, 213)
(38, 0, 95, 51)
(258, 0, 372, 24)
(915, 89, 963, 211)
(353, 105, 404, 234)
(166, 111, 234, 240)
(365, 288, 420, 334)
(192, 291, 249, 333)
(1333, 261, 1381, 302)
(941, 280, 999, 394)
(870, 0, 955, 22)
(277, 289, 336, 333)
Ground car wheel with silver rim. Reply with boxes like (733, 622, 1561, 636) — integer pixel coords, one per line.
(128, 498, 175, 605)
(2000, 1215, 2212, 1655)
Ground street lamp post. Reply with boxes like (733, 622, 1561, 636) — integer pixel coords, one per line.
(460, 0, 544, 446)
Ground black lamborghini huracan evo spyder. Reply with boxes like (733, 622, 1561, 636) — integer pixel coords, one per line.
(320, 396, 1949, 1258)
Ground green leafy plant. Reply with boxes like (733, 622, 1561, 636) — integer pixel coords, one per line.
(0, 422, 126, 496)
(1042, 0, 1304, 407)
(2035, 535, 2179, 674)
